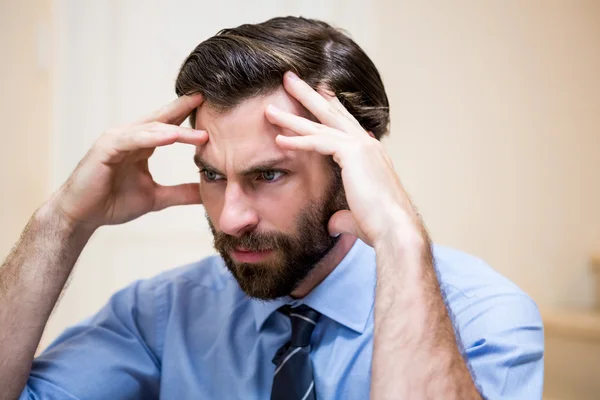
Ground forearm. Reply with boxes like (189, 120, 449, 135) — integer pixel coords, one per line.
(0, 201, 93, 400)
(370, 215, 481, 400)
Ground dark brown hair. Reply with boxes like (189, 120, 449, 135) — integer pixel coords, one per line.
(175, 16, 390, 139)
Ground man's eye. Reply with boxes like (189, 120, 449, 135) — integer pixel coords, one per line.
(261, 171, 284, 182)
(201, 169, 224, 182)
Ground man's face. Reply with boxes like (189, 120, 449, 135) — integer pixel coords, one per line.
(194, 88, 347, 300)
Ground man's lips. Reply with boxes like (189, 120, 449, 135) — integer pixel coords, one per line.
(231, 248, 273, 263)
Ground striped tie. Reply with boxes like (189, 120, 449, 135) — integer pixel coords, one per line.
(270, 304, 321, 400)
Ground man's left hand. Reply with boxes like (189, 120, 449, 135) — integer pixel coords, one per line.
(265, 71, 421, 247)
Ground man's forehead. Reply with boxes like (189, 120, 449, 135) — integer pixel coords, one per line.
(194, 87, 310, 128)
(193, 87, 309, 172)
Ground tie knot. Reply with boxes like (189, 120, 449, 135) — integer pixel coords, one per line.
(282, 304, 321, 347)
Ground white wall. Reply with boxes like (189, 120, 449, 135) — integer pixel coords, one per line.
(9, 0, 598, 350)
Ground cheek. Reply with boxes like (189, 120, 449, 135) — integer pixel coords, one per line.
(253, 182, 307, 231)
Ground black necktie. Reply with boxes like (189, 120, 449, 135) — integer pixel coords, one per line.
(270, 304, 321, 400)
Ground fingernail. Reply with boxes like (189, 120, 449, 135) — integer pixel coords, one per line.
(286, 71, 300, 81)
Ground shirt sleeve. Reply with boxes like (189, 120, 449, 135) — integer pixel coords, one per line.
(19, 279, 163, 400)
(456, 291, 545, 400)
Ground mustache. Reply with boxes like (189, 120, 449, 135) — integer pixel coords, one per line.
(213, 230, 289, 253)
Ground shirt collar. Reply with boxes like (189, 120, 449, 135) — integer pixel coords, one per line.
(251, 238, 376, 334)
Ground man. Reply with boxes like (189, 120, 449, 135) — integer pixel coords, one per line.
(1, 16, 543, 400)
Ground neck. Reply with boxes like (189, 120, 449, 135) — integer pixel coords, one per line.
(290, 234, 357, 299)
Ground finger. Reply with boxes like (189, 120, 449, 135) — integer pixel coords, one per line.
(153, 183, 202, 211)
(130, 148, 155, 163)
(328, 210, 360, 238)
(112, 129, 208, 152)
(136, 94, 204, 126)
(275, 134, 339, 156)
(316, 88, 351, 119)
(145, 122, 209, 145)
(316, 87, 364, 133)
(266, 104, 342, 138)
(283, 71, 353, 132)
(316, 87, 337, 103)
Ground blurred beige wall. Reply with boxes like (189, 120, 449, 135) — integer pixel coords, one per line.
(0, 0, 52, 258)
(373, 1, 600, 308)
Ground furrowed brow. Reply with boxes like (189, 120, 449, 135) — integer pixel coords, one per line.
(239, 156, 292, 176)
(193, 154, 225, 175)
(193, 154, 293, 177)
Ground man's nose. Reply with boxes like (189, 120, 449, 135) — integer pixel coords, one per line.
(219, 183, 259, 237)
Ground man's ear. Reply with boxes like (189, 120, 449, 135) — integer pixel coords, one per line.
(367, 131, 375, 139)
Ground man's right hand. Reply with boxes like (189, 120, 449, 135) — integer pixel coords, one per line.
(50, 94, 207, 231)
(0, 94, 207, 400)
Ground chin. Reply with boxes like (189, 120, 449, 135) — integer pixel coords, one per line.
(227, 258, 313, 300)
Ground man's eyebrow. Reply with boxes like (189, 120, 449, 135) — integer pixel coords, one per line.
(238, 156, 293, 176)
(194, 154, 225, 175)
(192, 154, 293, 176)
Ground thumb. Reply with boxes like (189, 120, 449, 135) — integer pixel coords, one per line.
(328, 210, 359, 238)
(153, 183, 202, 211)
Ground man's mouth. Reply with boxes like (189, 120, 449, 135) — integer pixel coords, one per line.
(231, 247, 273, 263)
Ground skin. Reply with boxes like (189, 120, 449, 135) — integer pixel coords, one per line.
(0, 72, 482, 399)
(194, 89, 354, 299)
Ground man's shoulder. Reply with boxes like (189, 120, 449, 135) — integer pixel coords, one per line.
(432, 245, 544, 397)
(432, 244, 542, 347)
(432, 244, 528, 300)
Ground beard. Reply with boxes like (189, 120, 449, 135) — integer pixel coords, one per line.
(208, 166, 348, 300)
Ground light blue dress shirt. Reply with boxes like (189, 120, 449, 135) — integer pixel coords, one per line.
(20, 240, 544, 399)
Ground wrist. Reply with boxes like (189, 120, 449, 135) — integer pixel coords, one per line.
(35, 197, 97, 240)
(373, 210, 429, 253)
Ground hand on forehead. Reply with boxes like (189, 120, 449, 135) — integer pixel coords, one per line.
(193, 86, 318, 175)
